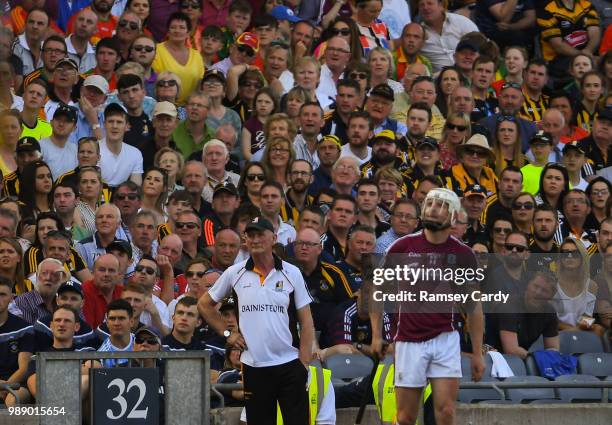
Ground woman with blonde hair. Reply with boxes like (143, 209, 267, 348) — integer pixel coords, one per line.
(492, 116, 526, 176)
(439, 112, 471, 170)
(283, 86, 311, 127)
(261, 136, 295, 191)
(154, 147, 184, 194)
(554, 238, 606, 336)
(293, 56, 323, 105)
(374, 167, 405, 217)
(367, 47, 403, 94)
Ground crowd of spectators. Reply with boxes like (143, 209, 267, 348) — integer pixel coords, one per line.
(0, 0, 611, 412)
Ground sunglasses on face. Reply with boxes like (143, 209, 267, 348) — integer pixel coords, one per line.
(115, 193, 139, 201)
(494, 227, 512, 234)
(176, 221, 199, 229)
(118, 20, 139, 30)
(246, 174, 265, 181)
(157, 80, 177, 88)
(133, 45, 154, 53)
(349, 72, 368, 80)
(505, 243, 528, 253)
(135, 337, 159, 345)
(186, 271, 206, 278)
(237, 45, 255, 57)
(512, 202, 534, 210)
(446, 123, 467, 131)
(331, 28, 351, 36)
(135, 265, 156, 275)
(180, 1, 200, 8)
(464, 147, 488, 158)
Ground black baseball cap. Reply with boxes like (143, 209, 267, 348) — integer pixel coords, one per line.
(245, 217, 274, 233)
(416, 137, 439, 150)
(53, 104, 77, 122)
(16, 136, 41, 154)
(464, 184, 487, 198)
(213, 182, 238, 198)
(529, 131, 553, 145)
(57, 281, 83, 297)
(203, 69, 226, 85)
(134, 326, 162, 345)
(456, 39, 479, 52)
(106, 239, 133, 259)
(104, 102, 128, 119)
(369, 83, 394, 102)
(563, 140, 585, 154)
(219, 297, 236, 312)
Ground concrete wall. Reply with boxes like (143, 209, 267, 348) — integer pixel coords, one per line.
(3, 404, 612, 425)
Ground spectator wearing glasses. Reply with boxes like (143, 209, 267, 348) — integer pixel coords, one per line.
(553, 238, 603, 336)
(167, 258, 211, 313)
(211, 32, 259, 77)
(21, 35, 67, 99)
(479, 82, 537, 151)
(345, 61, 371, 108)
(115, 11, 143, 62)
(174, 210, 210, 273)
(438, 112, 471, 170)
(450, 134, 498, 197)
(510, 192, 536, 239)
(557, 189, 598, 250)
(317, 36, 352, 108)
(375, 199, 420, 253)
(293, 227, 353, 333)
(585, 177, 611, 230)
(177, 0, 203, 51)
(489, 218, 513, 255)
(129, 35, 157, 96)
(43, 58, 80, 122)
(131, 256, 171, 335)
(14, 258, 70, 325)
(226, 68, 266, 123)
(152, 12, 204, 105)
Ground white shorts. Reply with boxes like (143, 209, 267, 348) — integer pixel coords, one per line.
(394, 331, 462, 388)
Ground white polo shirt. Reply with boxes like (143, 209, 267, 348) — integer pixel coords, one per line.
(421, 13, 479, 73)
(208, 256, 313, 367)
(99, 138, 144, 187)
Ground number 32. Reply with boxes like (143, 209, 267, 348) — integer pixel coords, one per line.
(106, 378, 149, 420)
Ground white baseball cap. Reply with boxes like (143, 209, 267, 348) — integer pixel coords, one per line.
(83, 75, 109, 95)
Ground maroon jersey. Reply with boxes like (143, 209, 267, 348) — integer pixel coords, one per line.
(386, 231, 478, 343)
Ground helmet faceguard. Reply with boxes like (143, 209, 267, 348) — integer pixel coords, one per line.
(421, 188, 461, 231)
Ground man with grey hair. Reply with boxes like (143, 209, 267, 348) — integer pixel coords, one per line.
(202, 139, 240, 202)
(76, 203, 128, 270)
(215, 123, 241, 173)
(527, 108, 565, 164)
(0, 208, 18, 238)
(331, 156, 361, 196)
(173, 91, 215, 158)
(13, 259, 70, 324)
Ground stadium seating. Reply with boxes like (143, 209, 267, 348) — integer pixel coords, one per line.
(503, 376, 557, 403)
(555, 375, 603, 402)
(324, 353, 374, 387)
(559, 331, 604, 354)
(577, 353, 612, 377)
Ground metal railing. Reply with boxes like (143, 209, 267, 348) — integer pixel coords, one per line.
(460, 381, 612, 402)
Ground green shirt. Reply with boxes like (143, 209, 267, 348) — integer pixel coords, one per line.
(172, 120, 216, 158)
(521, 163, 544, 195)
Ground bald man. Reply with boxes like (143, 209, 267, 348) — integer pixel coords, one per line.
(527, 109, 566, 164)
(66, 8, 98, 73)
(391, 62, 431, 122)
(318, 36, 352, 109)
(83, 254, 123, 328)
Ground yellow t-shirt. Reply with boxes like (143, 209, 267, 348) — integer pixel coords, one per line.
(152, 43, 205, 105)
(21, 118, 52, 140)
(521, 163, 544, 195)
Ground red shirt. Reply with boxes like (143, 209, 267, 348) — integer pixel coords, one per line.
(82, 279, 123, 329)
(386, 231, 478, 343)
